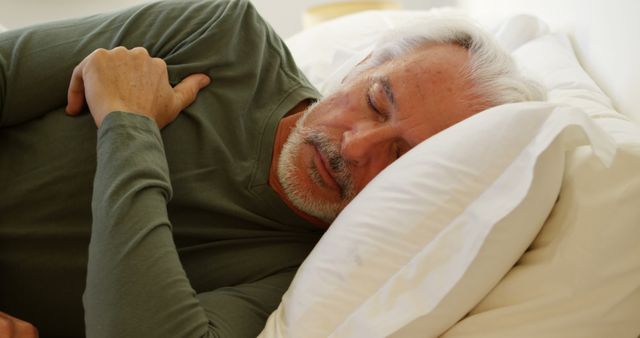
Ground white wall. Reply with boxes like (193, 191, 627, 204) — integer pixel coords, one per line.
(0, 0, 445, 38)
(0, 0, 154, 29)
(251, 0, 451, 38)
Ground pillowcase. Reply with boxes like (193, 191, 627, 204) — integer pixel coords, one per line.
(440, 20, 640, 338)
(259, 100, 615, 338)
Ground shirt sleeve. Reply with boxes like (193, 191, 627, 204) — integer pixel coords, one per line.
(0, 1, 313, 335)
(86, 112, 296, 338)
(0, 0, 277, 127)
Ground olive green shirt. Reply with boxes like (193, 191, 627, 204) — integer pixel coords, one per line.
(0, 0, 322, 337)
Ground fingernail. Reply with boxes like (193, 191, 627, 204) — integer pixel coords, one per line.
(201, 75, 211, 87)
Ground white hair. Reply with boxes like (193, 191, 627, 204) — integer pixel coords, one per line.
(346, 14, 546, 106)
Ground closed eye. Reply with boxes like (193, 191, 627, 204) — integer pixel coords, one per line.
(366, 91, 386, 121)
(366, 76, 396, 122)
(367, 82, 393, 122)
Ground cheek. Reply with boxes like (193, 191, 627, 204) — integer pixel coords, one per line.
(279, 130, 311, 188)
(350, 165, 383, 195)
(302, 93, 354, 128)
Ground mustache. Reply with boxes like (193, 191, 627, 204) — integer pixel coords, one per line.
(303, 131, 354, 200)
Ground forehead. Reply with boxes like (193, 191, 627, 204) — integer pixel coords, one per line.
(374, 43, 471, 97)
(368, 43, 477, 146)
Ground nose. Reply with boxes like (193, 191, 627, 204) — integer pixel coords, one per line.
(341, 122, 394, 166)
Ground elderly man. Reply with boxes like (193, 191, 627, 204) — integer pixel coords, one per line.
(0, 0, 542, 337)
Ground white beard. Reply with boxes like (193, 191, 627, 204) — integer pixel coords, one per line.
(276, 108, 356, 223)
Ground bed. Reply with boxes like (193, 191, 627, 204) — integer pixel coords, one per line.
(258, 1, 640, 337)
(1, 1, 638, 337)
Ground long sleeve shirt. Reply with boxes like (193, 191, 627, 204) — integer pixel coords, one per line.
(0, 1, 322, 336)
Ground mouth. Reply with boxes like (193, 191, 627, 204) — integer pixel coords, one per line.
(311, 144, 342, 193)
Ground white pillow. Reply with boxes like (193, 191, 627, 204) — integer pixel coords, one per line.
(440, 23, 640, 338)
(0, 24, 7, 32)
(260, 100, 615, 338)
(275, 11, 639, 337)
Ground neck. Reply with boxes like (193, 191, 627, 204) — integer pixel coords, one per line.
(268, 100, 328, 229)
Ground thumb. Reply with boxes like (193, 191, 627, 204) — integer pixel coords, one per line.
(173, 73, 211, 111)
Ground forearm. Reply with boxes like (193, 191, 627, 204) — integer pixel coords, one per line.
(85, 112, 210, 337)
(74, 1, 307, 335)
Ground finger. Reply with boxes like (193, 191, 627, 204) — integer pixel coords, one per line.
(66, 48, 109, 116)
(14, 319, 38, 338)
(0, 312, 16, 337)
(111, 46, 128, 54)
(130, 46, 149, 57)
(65, 63, 86, 115)
(172, 73, 211, 112)
(0, 312, 38, 338)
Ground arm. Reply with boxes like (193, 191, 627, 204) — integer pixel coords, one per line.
(4, 0, 310, 334)
(0, 0, 239, 127)
(77, 46, 295, 337)
(72, 46, 212, 336)
(87, 111, 206, 337)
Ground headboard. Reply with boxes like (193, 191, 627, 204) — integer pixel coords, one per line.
(456, 0, 640, 125)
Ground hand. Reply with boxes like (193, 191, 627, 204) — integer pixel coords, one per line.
(66, 46, 211, 128)
(0, 312, 38, 338)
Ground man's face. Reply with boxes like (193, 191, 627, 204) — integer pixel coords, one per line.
(278, 43, 483, 223)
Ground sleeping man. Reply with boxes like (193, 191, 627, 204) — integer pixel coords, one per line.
(0, 0, 543, 337)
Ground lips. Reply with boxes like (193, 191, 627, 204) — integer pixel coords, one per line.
(312, 144, 341, 192)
